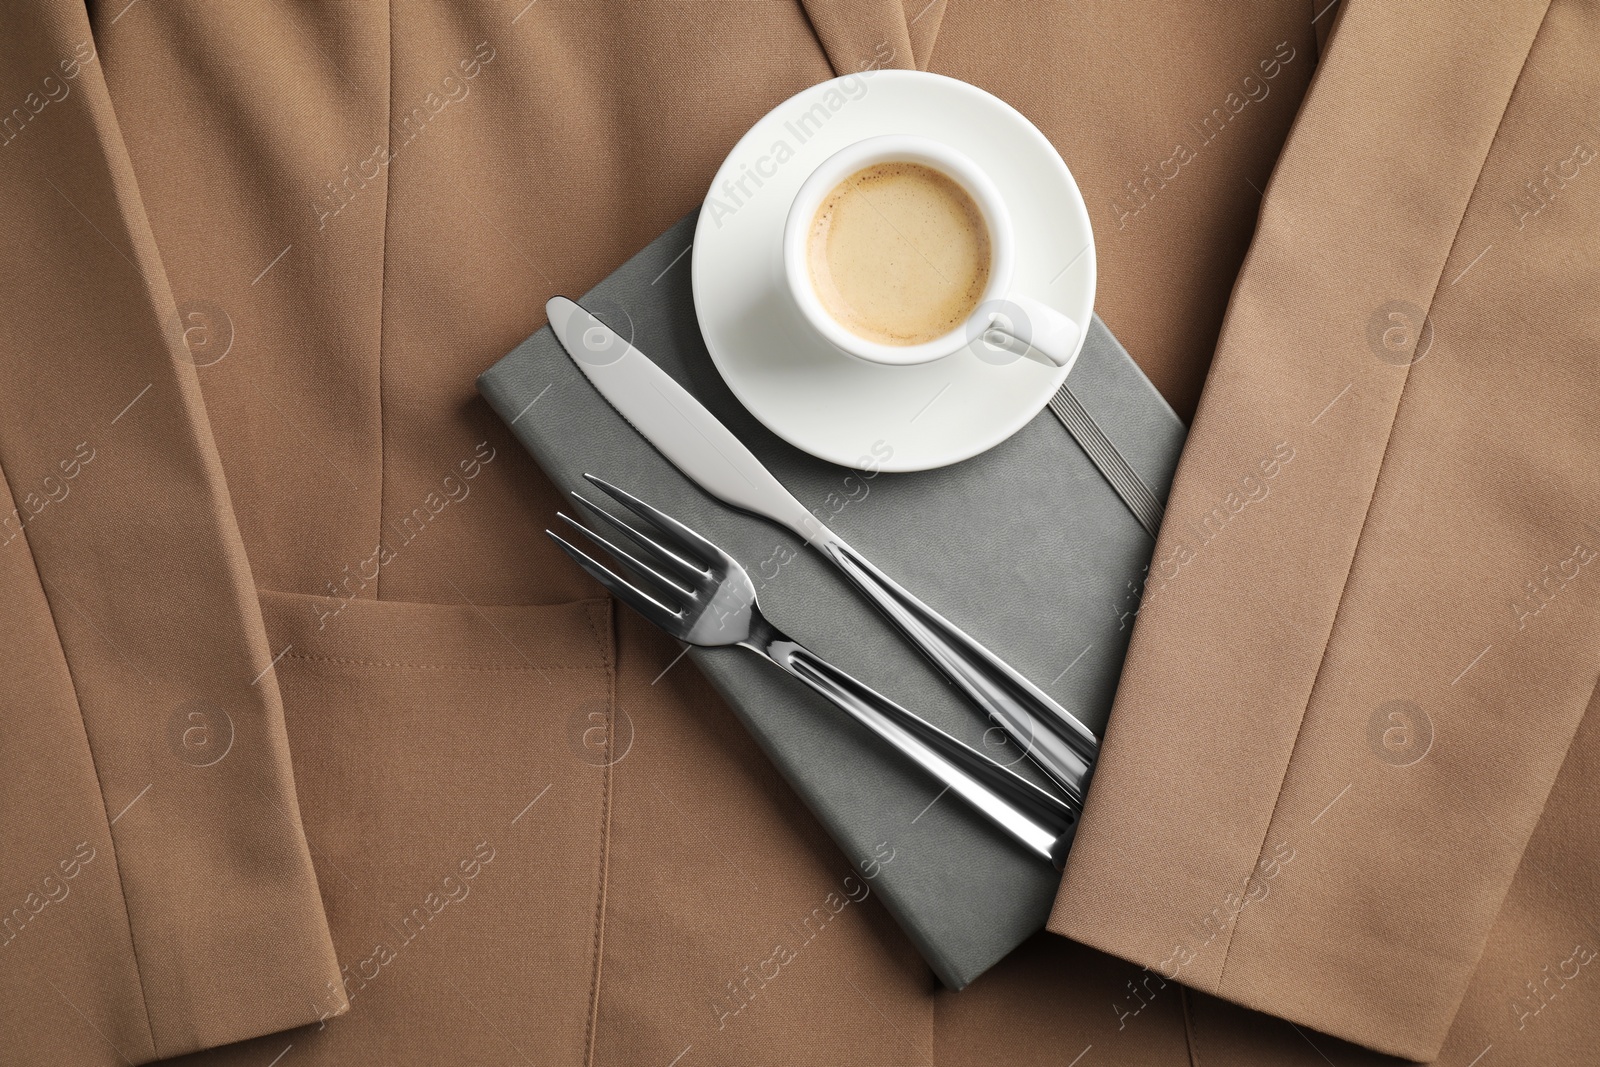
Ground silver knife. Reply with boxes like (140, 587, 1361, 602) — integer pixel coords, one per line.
(546, 296, 1099, 805)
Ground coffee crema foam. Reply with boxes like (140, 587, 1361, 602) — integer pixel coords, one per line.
(806, 161, 991, 346)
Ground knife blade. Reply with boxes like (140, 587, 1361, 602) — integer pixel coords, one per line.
(547, 296, 823, 543)
(547, 295, 1099, 803)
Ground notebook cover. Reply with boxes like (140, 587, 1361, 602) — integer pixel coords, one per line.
(477, 211, 1185, 989)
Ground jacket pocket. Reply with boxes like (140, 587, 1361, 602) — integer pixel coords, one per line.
(255, 589, 614, 1066)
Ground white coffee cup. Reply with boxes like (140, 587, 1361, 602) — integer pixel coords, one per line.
(782, 134, 1081, 369)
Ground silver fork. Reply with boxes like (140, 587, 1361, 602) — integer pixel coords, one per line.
(546, 474, 1078, 868)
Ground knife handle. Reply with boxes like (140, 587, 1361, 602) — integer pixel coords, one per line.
(753, 629, 1076, 868)
(813, 533, 1099, 806)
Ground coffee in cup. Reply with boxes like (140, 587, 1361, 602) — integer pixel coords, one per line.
(783, 135, 1082, 369)
(804, 161, 992, 347)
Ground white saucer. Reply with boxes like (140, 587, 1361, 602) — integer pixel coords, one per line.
(691, 70, 1095, 472)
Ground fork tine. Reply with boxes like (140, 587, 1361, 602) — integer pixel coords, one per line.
(581, 473, 723, 566)
(545, 528, 683, 631)
(569, 491, 707, 582)
(555, 510, 694, 600)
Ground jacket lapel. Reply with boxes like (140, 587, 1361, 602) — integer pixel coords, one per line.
(798, 0, 923, 75)
(0, 2, 343, 1057)
(1054, 0, 1557, 1057)
(902, 0, 949, 70)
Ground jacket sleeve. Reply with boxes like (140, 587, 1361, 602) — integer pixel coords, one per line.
(0, 5, 344, 1063)
(1051, 0, 1585, 1060)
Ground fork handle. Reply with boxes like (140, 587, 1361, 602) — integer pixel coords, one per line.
(747, 630, 1077, 868)
(812, 532, 1100, 806)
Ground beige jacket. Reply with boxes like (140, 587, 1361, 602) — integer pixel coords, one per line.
(1, 1, 1594, 1064)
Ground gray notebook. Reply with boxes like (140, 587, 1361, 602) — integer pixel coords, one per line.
(478, 212, 1185, 989)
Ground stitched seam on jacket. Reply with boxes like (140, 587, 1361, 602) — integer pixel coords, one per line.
(0, 455, 160, 1059)
(1212, 0, 1555, 995)
(373, 0, 395, 600)
(584, 597, 617, 1067)
(1180, 986, 1202, 1067)
(583, 599, 614, 668)
(282, 654, 607, 671)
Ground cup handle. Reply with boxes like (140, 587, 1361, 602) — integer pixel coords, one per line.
(979, 294, 1082, 368)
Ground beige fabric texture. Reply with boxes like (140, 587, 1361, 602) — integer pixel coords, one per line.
(0, 1, 1594, 1064)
